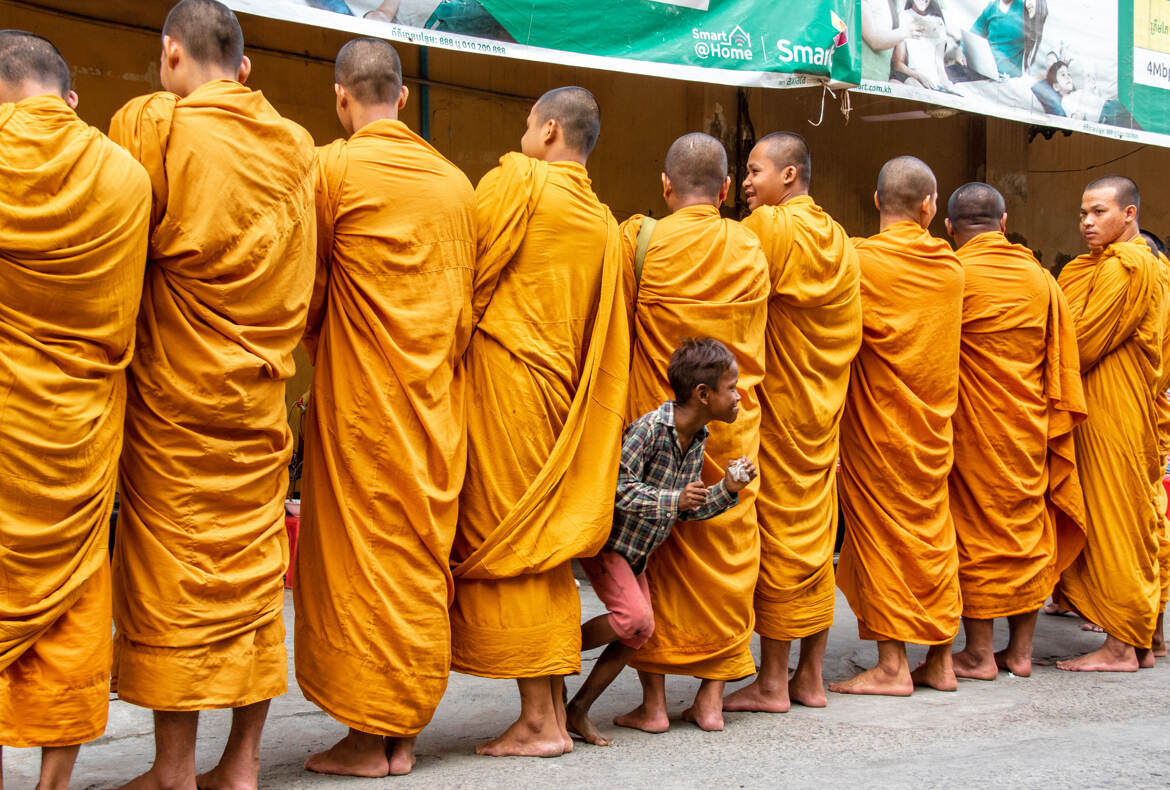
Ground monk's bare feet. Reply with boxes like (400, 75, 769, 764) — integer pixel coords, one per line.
(828, 664, 913, 697)
(994, 648, 1032, 677)
(1081, 622, 1104, 633)
(565, 701, 611, 746)
(475, 717, 565, 758)
(386, 738, 417, 776)
(613, 704, 669, 734)
(304, 733, 389, 778)
(788, 665, 828, 708)
(951, 649, 998, 681)
(722, 679, 790, 713)
(1056, 640, 1140, 672)
(119, 771, 196, 790)
(1042, 601, 1071, 616)
(1136, 648, 1156, 669)
(911, 651, 958, 692)
(553, 680, 573, 754)
(196, 764, 259, 790)
(1152, 630, 1167, 658)
(681, 704, 723, 732)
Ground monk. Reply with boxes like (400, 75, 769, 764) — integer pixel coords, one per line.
(832, 156, 964, 696)
(1055, 176, 1167, 672)
(107, 2, 316, 787)
(943, 182, 1087, 680)
(293, 38, 475, 778)
(0, 31, 149, 790)
(609, 132, 768, 734)
(450, 86, 629, 757)
(721, 132, 862, 714)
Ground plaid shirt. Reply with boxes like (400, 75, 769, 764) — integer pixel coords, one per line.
(605, 401, 737, 574)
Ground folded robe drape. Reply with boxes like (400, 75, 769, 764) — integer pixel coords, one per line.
(745, 196, 861, 642)
(949, 232, 1087, 620)
(1056, 239, 1166, 647)
(837, 221, 964, 645)
(1151, 252, 1170, 612)
(294, 120, 475, 736)
(450, 153, 629, 678)
(108, 80, 316, 710)
(0, 96, 149, 746)
(620, 205, 769, 681)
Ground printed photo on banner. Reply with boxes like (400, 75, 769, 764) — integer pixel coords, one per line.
(301, 0, 513, 41)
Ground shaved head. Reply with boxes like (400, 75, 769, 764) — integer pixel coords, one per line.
(163, 0, 244, 72)
(756, 131, 811, 185)
(1084, 174, 1139, 213)
(947, 182, 1006, 234)
(534, 86, 600, 156)
(663, 133, 728, 201)
(335, 38, 401, 104)
(876, 155, 937, 217)
(0, 30, 70, 96)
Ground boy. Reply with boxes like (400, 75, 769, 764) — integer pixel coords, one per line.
(566, 338, 758, 746)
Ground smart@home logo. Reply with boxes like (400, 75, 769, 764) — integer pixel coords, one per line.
(692, 25, 753, 61)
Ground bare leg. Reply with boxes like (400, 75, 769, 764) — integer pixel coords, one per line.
(475, 678, 565, 757)
(37, 744, 81, 790)
(911, 643, 957, 691)
(614, 670, 669, 733)
(723, 637, 791, 713)
(1057, 633, 1140, 672)
(682, 679, 725, 731)
(581, 614, 620, 652)
(952, 618, 998, 680)
(1152, 611, 1166, 658)
(566, 641, 635, 746)
(118, 709, 199, 789)
(550, 676, 572, 753)
(386, 737, 416, 776)
(303, 729, 388, 778)
(789, 630, 829, 707)
(196, 700, 270, 790)
(996, 610, 1038, 676)
(829, 640, 913, 696)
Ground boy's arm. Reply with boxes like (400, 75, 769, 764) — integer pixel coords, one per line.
(615, 422, 683, 521)
(679, 479, 737, 522)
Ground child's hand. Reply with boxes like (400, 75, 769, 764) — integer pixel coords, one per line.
(725, 457, 758, 493)
(678, 481, 708, 511)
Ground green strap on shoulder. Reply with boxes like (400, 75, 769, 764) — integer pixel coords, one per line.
(633, 216, 658, 300)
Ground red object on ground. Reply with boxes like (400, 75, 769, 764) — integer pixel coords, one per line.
(284, 514, 300, 589)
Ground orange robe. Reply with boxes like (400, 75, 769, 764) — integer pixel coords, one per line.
(450, 153, 628, 678)
(837, 221, 963, 645)
(0, 96, 148, 747)
(293, 120, 475, 736)
(620, 206, 769, 680)
(108, 80, 316, 710)
(949, 232, 1086, 620)
(1151, 252, 1170, 612)
(1057, 239, 1166, 647)
(745, 196, 861, 642)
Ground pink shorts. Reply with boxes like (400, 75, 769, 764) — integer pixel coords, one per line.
(580, 551, 654, 649)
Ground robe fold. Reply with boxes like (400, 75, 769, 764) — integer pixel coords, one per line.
(621, 205, 769, 680)
(744, 196, 861, 642)
(0, 96, 149, 746)
(1151, 252, 1170, 612)
(837, 221, 963, 645)
(450, 152, 628, 678)
(949, 232, 1087, 620)
(108, 80, 316, 710)
(1056, 239, 1166, 647)
(293, 120, 475, 737)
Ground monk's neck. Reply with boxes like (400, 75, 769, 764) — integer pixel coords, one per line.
(350, 106, 399, 134)
(667, 197, 719, 213)
(778, 187, 809, 204)
(953, 227, 1000, 249)
(879, 214, 925, 232)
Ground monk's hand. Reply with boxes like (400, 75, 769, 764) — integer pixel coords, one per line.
(678, 481, 708, 511)
(724, 457, 758, 493)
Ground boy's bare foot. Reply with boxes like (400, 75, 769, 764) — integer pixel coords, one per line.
(475, 717, 565, 757)
(828, 664, 913, 696)
(304, 732, 389, 778)
(613, 704, 669, 733)
(681, 704, 723, 732)
(788, 665, 827, 708)
(387, 738, 417, 776)
(911, 652, 958, 692)
(565, 702, 612, 746)
(994, 648, 1032, 677)
(1056, 640, 1140, 672)
(722, 679, 790, 713)
(951, 648, 998, 680)
(1136, 648, 1156, 669)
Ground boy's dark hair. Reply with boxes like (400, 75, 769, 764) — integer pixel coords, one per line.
(668, 338, 735, 405)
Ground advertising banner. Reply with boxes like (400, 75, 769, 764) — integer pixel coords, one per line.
(227, 0, 861, 89)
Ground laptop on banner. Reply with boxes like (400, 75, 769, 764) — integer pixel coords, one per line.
(962, 29, 1001, 80)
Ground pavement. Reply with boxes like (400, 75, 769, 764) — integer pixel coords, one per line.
(5, 579, 1170, 789)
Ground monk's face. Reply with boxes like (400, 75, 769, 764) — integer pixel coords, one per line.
(743, 144, 786, 211)
(707, 363, 741, 423)
(1080, 188, 1133, 252)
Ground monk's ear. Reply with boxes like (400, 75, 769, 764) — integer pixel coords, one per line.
(65, 90, 78, 110)
(717, 175, 731, 205)
(162, 35, 182, 72)
(782, 165, 797, 186)
(1124, 204, 1138, 223)
(944, 218, 954, 239)
(237, 55, 252, 85)
(397, 84, 409, 111)
(543, 118, 558, 144)
(661, 172, 671, 201)
(872, 191, 881, 212)
(999, 213, 1008, 233)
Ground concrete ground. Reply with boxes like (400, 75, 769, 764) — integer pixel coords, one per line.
(6, 581, 1170, 789)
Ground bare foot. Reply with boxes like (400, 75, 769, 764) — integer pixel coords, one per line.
(1042, 601, 1071, 616)
(994, 648, 1032, 677)
(1152, 633, 1167, 658)
(386, 738, 417, 776)
(304, 733, 389, 778)
(613, 704, 669, 734)
(911, 656, 958, 692)
(1080, 622, 1104, 633)
(951, 649, 998, 681)
(681, 704, 723, 732)
(722, 679, 790, 713)
(1056, 645, 1139, 672)
(475, 718, 565, 758)
(196, 764, 259, 790)
(788, 666, 828, 708)
(120, 772, 197, 790)
(1136, 648, 1156, 669)
(828, 665, 913, 697)
(565, 702, 612, 746)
